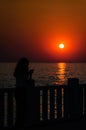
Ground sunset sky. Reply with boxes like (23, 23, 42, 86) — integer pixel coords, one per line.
(0, 0, 86, 62)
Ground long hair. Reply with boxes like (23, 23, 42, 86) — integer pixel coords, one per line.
(14, 57, 29, 78)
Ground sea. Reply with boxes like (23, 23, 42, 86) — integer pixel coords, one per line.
(0, 62, 86, 88)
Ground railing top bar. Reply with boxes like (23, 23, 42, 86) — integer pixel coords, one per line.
(0, 87, 15, 93)
(0, 83, 86, 92)
(35, 85, 65, 90)
(79, 84, 86, 87)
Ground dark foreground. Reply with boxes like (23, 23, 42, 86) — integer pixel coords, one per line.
(2, 118, 86, 130)
(0, 80, 86, 130)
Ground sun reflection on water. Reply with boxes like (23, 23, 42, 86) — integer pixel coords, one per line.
(56, 63, 66, 85)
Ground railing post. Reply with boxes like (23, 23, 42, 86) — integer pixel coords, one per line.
(64, 86, 70, 119)
(64, 78, 83, 120)
(27, 87, 40, 126)
(32, 87, 40, 124)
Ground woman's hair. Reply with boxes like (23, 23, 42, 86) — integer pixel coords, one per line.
(14, 57, 29, 77)
(17, 57, 29, 67)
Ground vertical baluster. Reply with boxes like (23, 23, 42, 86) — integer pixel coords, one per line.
(40, 90, 43, 121)
(47, 89, 50, 120)
(0, 90, 4, 128)
(83, 87, 85, 116)
(57, 87, 62, 120)
(42, 89, 48, 121)
(4, 93, 8, 127)
(7, 91, 13, 128)
(50, 88, 55, 120)
(54, 89, 57, 119)
(12, 98, 15, 127)
(84, 87, 86, 118)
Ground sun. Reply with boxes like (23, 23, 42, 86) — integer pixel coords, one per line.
(59, 43, 64, 49)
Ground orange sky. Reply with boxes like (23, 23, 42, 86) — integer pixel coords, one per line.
(0, 0, 86, 62)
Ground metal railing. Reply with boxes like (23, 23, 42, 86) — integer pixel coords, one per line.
(0, 78, 86, 128)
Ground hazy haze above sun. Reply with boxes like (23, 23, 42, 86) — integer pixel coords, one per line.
(0, 0, 86, 62)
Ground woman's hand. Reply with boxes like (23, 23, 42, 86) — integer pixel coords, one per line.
(29, 69, 34, 79)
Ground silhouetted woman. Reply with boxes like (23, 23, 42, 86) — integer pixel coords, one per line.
(13, 57, 34, 127)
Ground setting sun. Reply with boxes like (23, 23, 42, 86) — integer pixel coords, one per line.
(59, 43, 64, 49)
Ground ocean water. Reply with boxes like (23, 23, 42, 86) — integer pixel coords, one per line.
(0, 62, 86, 88)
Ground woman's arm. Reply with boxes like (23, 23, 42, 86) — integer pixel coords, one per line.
(28, 69, 34, 79)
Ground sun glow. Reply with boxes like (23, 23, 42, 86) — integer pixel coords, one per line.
(59, 43, 64, 49)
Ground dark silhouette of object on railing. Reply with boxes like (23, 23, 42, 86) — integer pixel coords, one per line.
(64, 78, 83, 119)
(13, 57, 35, 127)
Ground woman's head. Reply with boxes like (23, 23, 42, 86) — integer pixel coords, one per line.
(18, 57, 29, 67)
(14, 57, 29, 77)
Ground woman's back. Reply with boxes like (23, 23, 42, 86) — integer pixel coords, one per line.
(14, 57, 29, 87)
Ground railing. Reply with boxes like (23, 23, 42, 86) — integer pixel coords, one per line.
(0, 78, 86, 128)
(0, 88, 15, 128)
